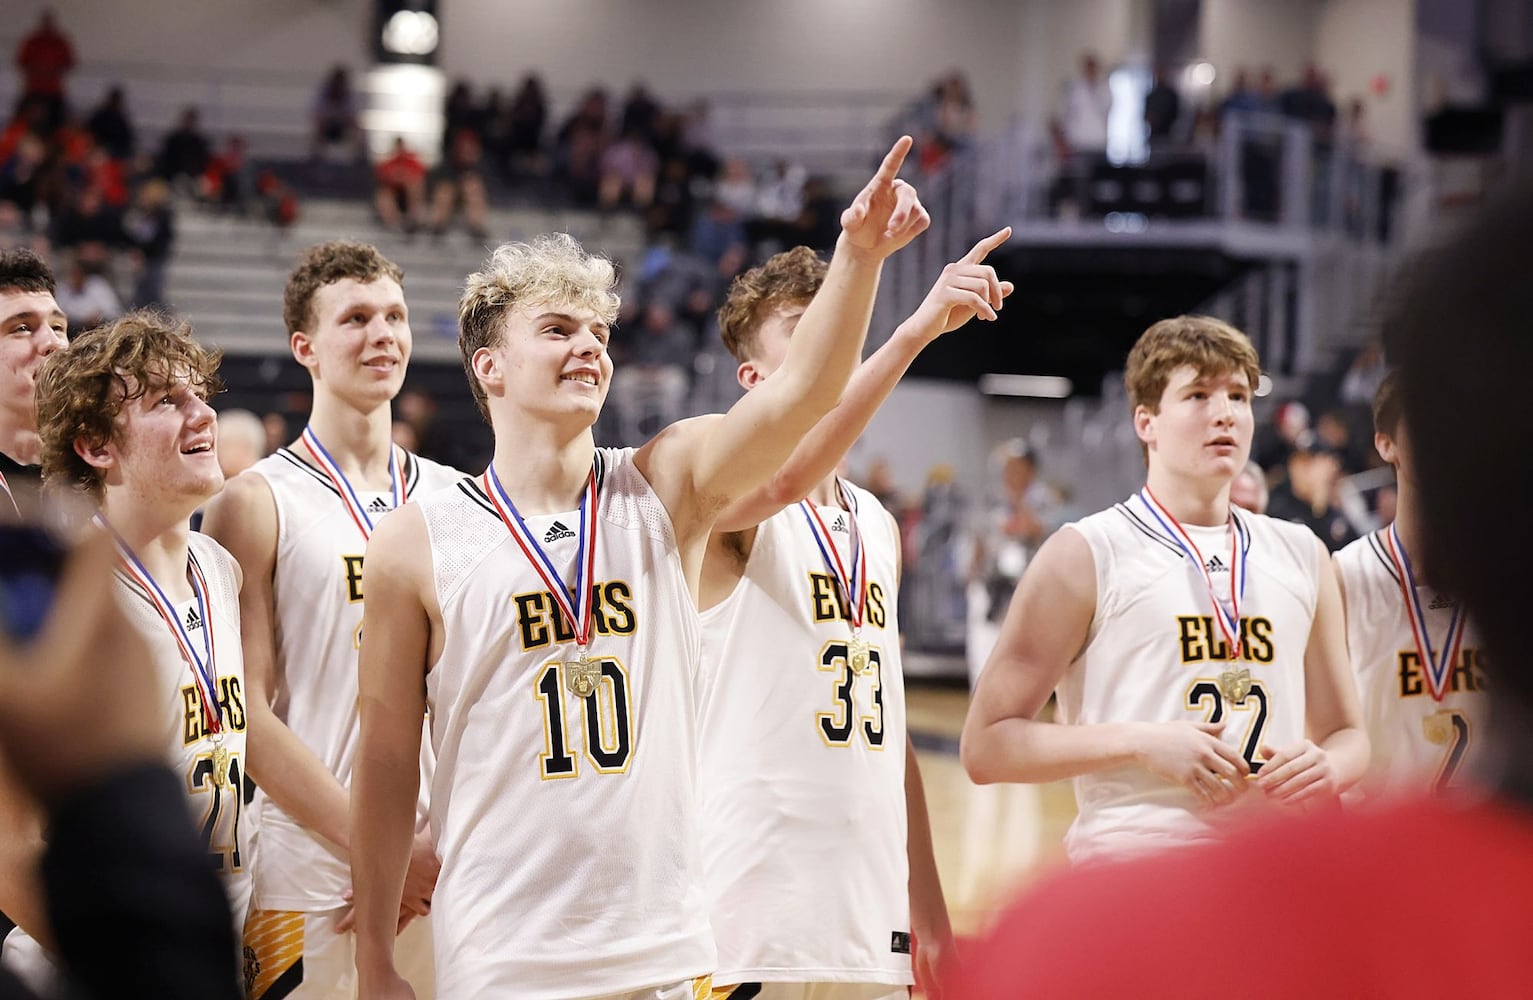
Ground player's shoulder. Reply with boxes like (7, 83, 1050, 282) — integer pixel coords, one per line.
(401, 450, 472, 495)
(1333, 528, 1387, 575)
(188, 529, 239, 571)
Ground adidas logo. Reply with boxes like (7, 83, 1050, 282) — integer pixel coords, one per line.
(1428, 593, 1457, 611)
(184, 607, 203, 631)
(366, 497, 393, 514)
(543, 520, 576, 543)
(1206, 555, 1227, 572)
(831, 515, 847, 532)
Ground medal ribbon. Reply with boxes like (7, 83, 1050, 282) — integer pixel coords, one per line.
(0, 469, 16, 516)
(484, 464, 598, 648)
(97, 516, 222, 735)
(798, 479, 867, 631)
(299, 425, 402, 540)
(1138, 488, 1248, 660)
(1384, 523, 1466, 702)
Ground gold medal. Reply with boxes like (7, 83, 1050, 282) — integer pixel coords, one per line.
(848, 634, 872, 675)
(210, 743, 231, 789)
(1219, 666, 1252, 705)
(565, 652, 601, 699)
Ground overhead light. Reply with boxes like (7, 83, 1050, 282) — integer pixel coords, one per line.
(979, 374, 1074, 398)
(1257, 373, 1273, 397)
(382, 10, 439, 56)
(1191, 62, 1217, 87)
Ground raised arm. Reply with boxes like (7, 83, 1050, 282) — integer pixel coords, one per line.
(1256, 538, 1369, 802)
(638, 137, 929, 543)
(201, 473, 354, 851)
(714, 227, 1015, 533)
(351, 505, 435, 1000)
(960, 528, 1249, 803)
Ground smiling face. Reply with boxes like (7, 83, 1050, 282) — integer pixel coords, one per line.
(1135, 364, 1254, 485)
(472, 303, 613, 429)
(1, 287, 68, 439)
(292, 276, 411, 410)
(83, 371, 224, 513)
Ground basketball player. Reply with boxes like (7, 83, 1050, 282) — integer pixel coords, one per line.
(202, 242, 460, 999)
(1333, 371, 1485, 795)
(696, 226, 1014, 999)
(351, 137, 928, 999)
(26, 311, 249, 994)
(960, 315, 1368, 864)
(0, 248, 68, 515)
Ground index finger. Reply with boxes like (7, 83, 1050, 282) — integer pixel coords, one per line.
(962, 226, 1013, 265)
(870, 135, 914, 187)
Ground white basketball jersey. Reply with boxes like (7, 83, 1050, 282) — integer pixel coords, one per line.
(698, 482, 912, 987)
(418, 448, 714, 999)
(0, 533, 251, 990)
(246, 446, 463, 910)
(1335, 529, 1488, 796)
(1060, 499, 1320, 863)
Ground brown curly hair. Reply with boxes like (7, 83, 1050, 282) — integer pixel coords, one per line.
(35, 310, 223, 499)
(717, 246, 828, 363)
(283, 240, 405, 335)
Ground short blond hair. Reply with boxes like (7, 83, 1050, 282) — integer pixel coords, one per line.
(458, 234, 620, 420)
(1125, 315, 1261, 413)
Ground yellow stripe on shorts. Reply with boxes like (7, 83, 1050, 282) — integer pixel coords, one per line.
(241, 909, 305, 999)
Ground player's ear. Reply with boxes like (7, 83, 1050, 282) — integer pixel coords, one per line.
(74, 434, 115, 472)
(290, 329, 317, 371)
(1133, 404, 1157, 447)
(472, 346, 502, 392)
(737, 359, 764, 391)
(1374, 430, 1397, 466)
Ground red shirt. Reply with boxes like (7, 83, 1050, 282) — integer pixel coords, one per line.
(375, 150, 426, 190)
(16, 27, 75, 97)
(954, 796, 1533, 999)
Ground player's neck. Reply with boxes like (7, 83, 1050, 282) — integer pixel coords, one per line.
(101, 493, 195, 598)
(805, 475, 843, 509)
(0, 419, 41, 466)
(302, 392, 396, 486)
(488, 426, 596, 515)
(1144, 469, 1231, 527)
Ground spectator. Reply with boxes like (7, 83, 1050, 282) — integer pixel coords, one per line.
(556, 88, 611, 206)
(1229, 459, 1269, 514)
(680, 99, 720, 180)
(506, 74, 548, 174)
(121, 178, 174, 308)
(644, 156, 697, 237)
(608, 300, 695, 435)
(51, 254, 122, 330)
(619, 82, 662, 146)
(14, 11, 76, 135)
(935, 72, 977, 147)
(689, 199, 746, 266)
(373, 136, 427, 233)
(964, 440, 1062, 686)
(755, 158, 807, 229)
(597, 126, 659, 212)
(0, 133, 48, 222)
(1339, 339, 1386, 406)
(442, 81, 483, 160)
(1143, 64, 1181, 148)
(203, 135, 254, 214)
(214, 408, 267, 479)
(789, 175, 847, 253)
(1267, 440, 1358, 550)
(713, 157, 758, 217)
(1219, 68, 1264, 118)
(1053, 52, 1112, 158)
(311, 65, 361, 162)
(1279, 63, 1338, 143)
(1253, 398, 1309, 473)
(50, 185, 123, 257)
(1315, 407, 1366, 474)
(85, 86, 135, 161)
(156, 107, 212, 188)
(428, 129, 489, 240)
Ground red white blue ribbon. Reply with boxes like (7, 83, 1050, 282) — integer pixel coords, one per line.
(1139, 488, 1249, 661)
(484, 464, 598, 649)
(1385, 523, 1466, 702)
(798, 479, 867, 632)
(98, 516, 222, 735)
(299, 425, 402, 540)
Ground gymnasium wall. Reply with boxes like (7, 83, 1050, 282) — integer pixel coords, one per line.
(1314, 0, 1417, 154)
(1199, 0, 1324, 88)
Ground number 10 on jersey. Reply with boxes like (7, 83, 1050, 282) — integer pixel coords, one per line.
(535, 657, 634, 779)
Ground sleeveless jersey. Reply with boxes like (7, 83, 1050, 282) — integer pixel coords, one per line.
(418, 448, 714, 999)
(0, 532, 251, 992)
(697, 482, 912, 987)
(1060, 499, 1321, 863)
(1334, 529, 1488, 796)
(246, 446, 463, 910)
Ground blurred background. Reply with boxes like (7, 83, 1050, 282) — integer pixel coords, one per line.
(3, 0, 1529, 924)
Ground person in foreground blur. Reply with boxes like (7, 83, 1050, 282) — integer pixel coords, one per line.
(0, 531, 240, 1000)
(953, 186, 1533, 999)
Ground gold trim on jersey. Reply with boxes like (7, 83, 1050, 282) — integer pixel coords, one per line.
(242, 909, 304, 999)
